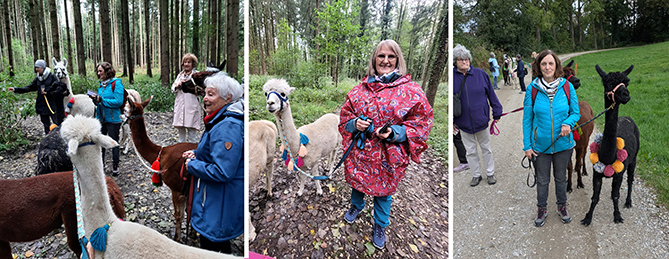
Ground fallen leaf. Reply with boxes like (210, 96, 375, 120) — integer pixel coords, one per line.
(418, 238, 427, 246)
(365, 242, 375, 255)
(408, 218, 417, 226)
(332, 228, 340, 237)
(153, 189, 158, 193)
(12, 254, 17, 259)
(409, 244, 419, 253)
(25, 251, 34, 257)
(313, 241, 322, 250)
(320, 242, 327, 249)
(310, 229, 315, 235)
(308, 205, 313, 210)
(439, 183, 446, 188)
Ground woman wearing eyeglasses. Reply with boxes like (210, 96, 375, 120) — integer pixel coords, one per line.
(338, 39, 433, 249)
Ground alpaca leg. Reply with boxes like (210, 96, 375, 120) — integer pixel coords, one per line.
(297, 173, 307, 196)
(567, 160, 574, 193)
(122, 124, 132, 154)
(611, 175, 624, 223)
(171, 191, 185, 242)
(249, 214, 257, 242)
(625, 161, 636, 208)
(575, 147, 585, 189)
(313, 164, 323, 195)
(62, 212, 83, 257)
(581, 173, 603, 226)
(265, 160, 274, 197)
(581, 153, 588, 176)
(0, 241, 12, 259)
(327, 149, 337, 175)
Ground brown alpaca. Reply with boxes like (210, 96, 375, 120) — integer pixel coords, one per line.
(125, 96, 197, 242)
(0, 172, 125, 259)
(563, 60, 595, 192)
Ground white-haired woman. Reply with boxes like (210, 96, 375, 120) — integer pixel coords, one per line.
(171, 53, 201, 143)
(339, 39, 433, 249)
(182, 73, 244, 253)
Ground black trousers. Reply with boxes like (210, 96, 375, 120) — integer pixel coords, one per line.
(519, 76, 527, 92)
(454, 131, 468, 164)
(199, 235, 232, 254)
(39, 114, 59, 134)
(101, 123, 121, 167)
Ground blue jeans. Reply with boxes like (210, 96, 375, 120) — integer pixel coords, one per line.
(350, 188, 393, 228)
(493, 76, 498, 88)
(534, 148, 573, 207)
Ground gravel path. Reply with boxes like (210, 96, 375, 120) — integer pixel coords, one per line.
(1, 111, 243, 258)
(453, 52, 669, 258)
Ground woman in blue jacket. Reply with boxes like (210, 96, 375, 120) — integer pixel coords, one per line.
(523, 50, 580, 227)
(182, 73, 244, 253)
(93, 62, 125, 176)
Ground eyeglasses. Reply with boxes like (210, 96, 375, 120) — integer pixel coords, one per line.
(456, 58, 469, 62)
(377, 54, 397, 60)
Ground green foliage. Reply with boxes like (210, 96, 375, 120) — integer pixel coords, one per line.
(0, 73, 38, 151)
(118, 74, 175, 112)
(573, 41, 669, 206)
(427, 83, 448, 160)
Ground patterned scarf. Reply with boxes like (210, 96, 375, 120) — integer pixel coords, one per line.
(539, 77, 561, 101)
(369, 69, 401, 84)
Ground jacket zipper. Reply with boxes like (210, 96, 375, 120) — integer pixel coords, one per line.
(550, 98, 554, 153)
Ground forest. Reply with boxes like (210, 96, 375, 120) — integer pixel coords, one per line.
(0, 0, 242, 84)
(248, 0, 447, 106)
(454, 0, 669, 66)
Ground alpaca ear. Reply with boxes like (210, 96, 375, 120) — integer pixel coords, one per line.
(67, 139, 79, 156)
(142, 96, 153, 108)
(63, 58, 67, 67)
(623, 65, 634, 76)
(52, 57, 57, 67)
(288, 86, 295, 95)
(95, 134, 119, 149)
(566, 60, 574, 68)
(595, 65, 607, 78)
(218, 60, 227, 71)
(208, 62, 215, 68)
(128, 96, 135, 107)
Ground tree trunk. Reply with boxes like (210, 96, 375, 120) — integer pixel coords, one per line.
(426, 0, 447, 107)
(394, 0, 406, 42)
(38, 0, 49, 59)
(100, 0, 112, 63)
(48, 0, 60, 60)
(29, 0, 40, 61)
(380, 0, 392, 40)
(420, 0, 441, 87)
(577, 0, 582, 49)
(160, 0, 169, 86)
(145, 0, 152, 76)
(226, 0, 238, 77)
(2, 0, 14, 76)
(193, 0, 200, 58)
(569, 10, 575, 51)
(63, 0, 74, 73)
(120, 0, 134, 83)
(208, 0, 218, 65)
(593, 22, 597, 50)
(72, 0, 86, 75)
(535, 26, 541, 46)
(92, 0, 98, 65)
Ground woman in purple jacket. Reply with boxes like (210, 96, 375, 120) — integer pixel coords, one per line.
(453, 44, 504, 187)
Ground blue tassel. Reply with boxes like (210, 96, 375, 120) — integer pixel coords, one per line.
(282, 149, 288, 161)
(300, 133, 309, 145)
(90, 224, 110, 251)
(79, 237, 89, 259)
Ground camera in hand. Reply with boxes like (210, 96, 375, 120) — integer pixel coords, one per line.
(87, 89, 98, 98)
(379, 122, 391, 134)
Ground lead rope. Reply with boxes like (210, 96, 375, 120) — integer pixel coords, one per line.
(73, 167, 91, 259)
(278, 118, 326, 180)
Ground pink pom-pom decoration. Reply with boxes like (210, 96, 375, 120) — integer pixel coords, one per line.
(297, 157, 304, 168)
(617, 149, 628, 162)
(590, 142, 599, 153)
(603, 165, 615, 177)
(284, 158, 290, 166)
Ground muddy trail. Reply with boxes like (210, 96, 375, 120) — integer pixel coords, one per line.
(1, 112, 244, 258)
(453, 51, 669, 258)
(250, 141, 449, 258)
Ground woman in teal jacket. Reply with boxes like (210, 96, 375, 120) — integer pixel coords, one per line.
(183, 73, 244, 254)
(522, 50, 580, 227)
(93, 62, 125, 176)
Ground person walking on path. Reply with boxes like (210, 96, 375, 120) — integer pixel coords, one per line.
(516, 54, 527, 93)
(523, 50, 580, 227)
(454, 44, 503, 186)
(489, 52, 501, 90)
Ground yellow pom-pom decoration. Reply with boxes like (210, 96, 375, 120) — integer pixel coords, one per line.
(49, 124, 58, 131)
(612, 160, 624, 173)
(298, 145, 308, 157)
(279, 144, 285, 153)
(616, 137, 625, 150)
(590, 153, 599, 164)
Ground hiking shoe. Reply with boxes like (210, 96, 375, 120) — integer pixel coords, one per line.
(372, 223, 386, 249)
(112, 164, 119, 177)
(344, 206, 362, 223)
(535, 207, 547, 227)
(487, 175, 497, 185)
(453, 163, 470, 173)
(557, 203, 572, 223)
(470, 176, 482, 187)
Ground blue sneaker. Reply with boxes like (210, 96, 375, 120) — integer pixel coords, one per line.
(372, 223, 386, 249)
(344, 206, 362, 223)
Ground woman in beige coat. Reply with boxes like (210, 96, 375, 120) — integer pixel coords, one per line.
(171, 53, 202, 142)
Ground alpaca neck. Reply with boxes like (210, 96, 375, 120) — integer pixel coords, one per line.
(75, 146, 117, 235)
(599, 106, 620, 164)
(129, 112, 161, 162)
(274, 105, 301, 155)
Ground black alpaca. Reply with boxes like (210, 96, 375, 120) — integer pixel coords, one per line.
(581, 64, 640, 226)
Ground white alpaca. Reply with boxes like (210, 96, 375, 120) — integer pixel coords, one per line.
(248, 120, 277, 241)
(263, 79, 341, 196)
(64, 94, 96, 117)
(120, 89, 141, 154)
(52, 58, 73, 108)
(60, 115, 240, 259)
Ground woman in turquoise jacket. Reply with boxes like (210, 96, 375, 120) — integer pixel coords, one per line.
(93, 62, 125, 176)
(183, 73, 244, 254)
(522, 50, 580, 227)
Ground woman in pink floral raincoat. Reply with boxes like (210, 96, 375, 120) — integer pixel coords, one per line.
(338, 39, 433, 249)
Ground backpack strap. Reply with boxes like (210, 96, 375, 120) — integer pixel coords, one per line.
(531, 79, 571, 107)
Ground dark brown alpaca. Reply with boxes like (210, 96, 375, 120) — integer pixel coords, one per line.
(581, 64, 639, 226)
(125, 96, 198, 242)
(178, 61, 226, 96)
(0, 172, 125, 258)
(563, 60, 595, 192)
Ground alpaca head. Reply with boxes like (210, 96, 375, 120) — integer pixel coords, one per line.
(263, 79, 294, 114)
(179, 71, 217, 96)
(206, 60, 227, 72)
(52, 57, 68, 80)
(596, 64, 633, 106)
(125, 95, 153, 118)
(60, 115, 118, 158)
(65, 94, 96, 117)
(563, 60, 581, 90)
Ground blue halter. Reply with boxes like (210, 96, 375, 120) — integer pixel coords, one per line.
(266, 91, 289, 111)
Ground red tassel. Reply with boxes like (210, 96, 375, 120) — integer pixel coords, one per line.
(151, 159, 160, 171)
(573, 130, 581, 141)
(152, 173, 162, 187)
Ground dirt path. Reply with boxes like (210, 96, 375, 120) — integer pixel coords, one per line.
(453, 51, 669, 258)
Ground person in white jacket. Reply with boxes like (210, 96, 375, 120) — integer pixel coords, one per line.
(171, 53, 202, 143)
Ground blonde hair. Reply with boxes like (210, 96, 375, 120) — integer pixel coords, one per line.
(366, 40, 407, 77)
(181, 53, 198, 68)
